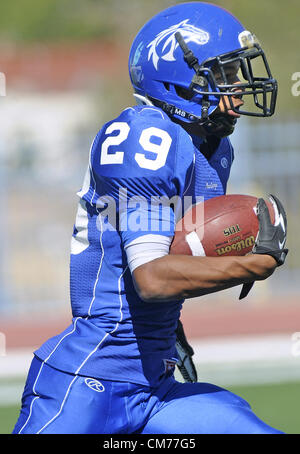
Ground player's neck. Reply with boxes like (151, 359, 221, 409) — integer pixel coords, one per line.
(199, 136, 221, 160)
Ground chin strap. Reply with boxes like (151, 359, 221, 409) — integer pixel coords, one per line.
(147, 95, 202, 123)
(175, 32, 202, 73)
(201, 112, 237, 137)
(201, 96, 210, 121)
(133, 93, 199, 123)
(175, 31, 210, 121)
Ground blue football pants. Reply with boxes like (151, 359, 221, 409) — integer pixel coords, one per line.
(13, 356, 283, 434)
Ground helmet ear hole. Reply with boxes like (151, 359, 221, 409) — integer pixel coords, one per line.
(174, 85, 194, 101)
(163, 82, 170, 91)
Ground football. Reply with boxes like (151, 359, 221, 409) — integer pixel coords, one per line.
(170, 194, 275, 258)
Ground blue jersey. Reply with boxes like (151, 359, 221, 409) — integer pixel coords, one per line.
(35, 105, 234, 387)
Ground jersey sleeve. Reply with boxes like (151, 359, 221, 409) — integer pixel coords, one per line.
(79, 106, 195, 248)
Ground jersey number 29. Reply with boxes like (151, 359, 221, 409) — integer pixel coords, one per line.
(100, 122, 172, 171)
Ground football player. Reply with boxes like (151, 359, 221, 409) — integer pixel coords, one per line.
(13, 2, 288, 434)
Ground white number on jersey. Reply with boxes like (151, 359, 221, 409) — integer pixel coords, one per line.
(136, 127, 172, 171)
(100, 122, 130, 165)
(100, 122, 172, 170)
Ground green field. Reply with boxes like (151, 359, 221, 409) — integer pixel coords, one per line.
(2, 380, 300, 434)
(228, 381, 300, 434)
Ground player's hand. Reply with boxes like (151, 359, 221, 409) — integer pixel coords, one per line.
(239, 195, 288, 300)
(253, 194, 288, 267)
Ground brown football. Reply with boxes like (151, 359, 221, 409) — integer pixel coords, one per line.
(170, 194, 275, 257)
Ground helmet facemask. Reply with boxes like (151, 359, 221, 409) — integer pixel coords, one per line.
(193, 43, 278, 118)
(148, 31, 277, 137)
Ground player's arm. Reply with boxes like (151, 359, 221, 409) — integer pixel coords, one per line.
(133, 252, 276, 302)
(133, 196, 288, 302)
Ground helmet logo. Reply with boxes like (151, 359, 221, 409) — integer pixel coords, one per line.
(147, 20, 209, 70)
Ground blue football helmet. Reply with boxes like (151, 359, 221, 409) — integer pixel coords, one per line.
(129, 2, 277, 135)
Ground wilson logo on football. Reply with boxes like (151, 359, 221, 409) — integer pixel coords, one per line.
(215, 235, 256, 256)
(147, 20, 209, 70)
(84, 378, 105, 393)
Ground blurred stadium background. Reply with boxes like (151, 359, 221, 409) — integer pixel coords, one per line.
(0, 0, 300, 434)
